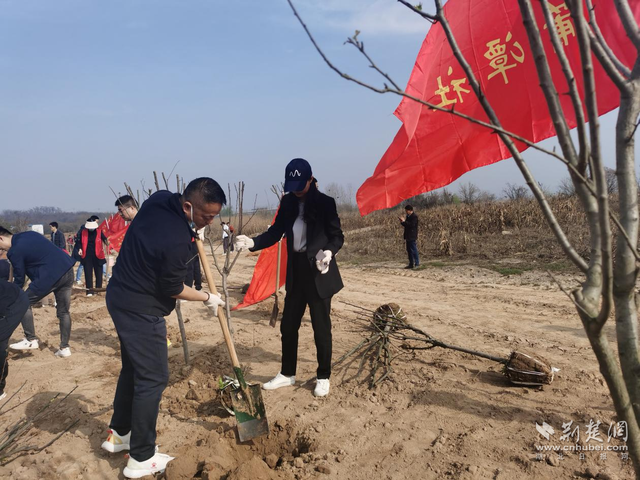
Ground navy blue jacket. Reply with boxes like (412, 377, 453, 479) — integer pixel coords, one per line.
(107, 191, 194, 316)
(8, 231, 74, 298)
(0, 260, 9, 282)
(0, 280, 22, 317)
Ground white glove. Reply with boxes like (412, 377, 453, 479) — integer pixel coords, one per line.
(234, 235, 254, 251)
(203, 292, 225, 316)
(315, 250, 332, 274)
(196, 228, 206, 241)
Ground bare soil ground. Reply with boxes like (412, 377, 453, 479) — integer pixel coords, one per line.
(0, 252, 632, 480)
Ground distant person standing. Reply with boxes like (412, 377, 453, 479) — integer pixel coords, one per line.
(75, 218, 108, 296)
(0, 226, 74, 357)
(73, 215, 100, 285)
(221, 222, 230, 253)
(49, 222, 67, 251)
(116, 195, 139, 222)
(399, 205, 419, 269)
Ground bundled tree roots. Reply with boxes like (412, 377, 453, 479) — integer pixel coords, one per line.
(336, 302, 555, 389)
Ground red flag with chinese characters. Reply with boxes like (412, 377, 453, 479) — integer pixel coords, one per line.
(99, 214, 129, 252)
(356, 0, 639, 215)
(233, 210, 288, 310)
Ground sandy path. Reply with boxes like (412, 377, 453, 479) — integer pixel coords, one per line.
(0, 254, 631, 480)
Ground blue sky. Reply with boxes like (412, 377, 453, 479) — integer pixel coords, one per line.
(0, 0, 624, 212)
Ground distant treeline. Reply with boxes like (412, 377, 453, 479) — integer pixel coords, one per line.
(0, 206, 113, 234)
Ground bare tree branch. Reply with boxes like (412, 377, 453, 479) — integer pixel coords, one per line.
(613, 0, 640, 51)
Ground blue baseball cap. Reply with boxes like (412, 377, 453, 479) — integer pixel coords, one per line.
(284, 158, 312, 193)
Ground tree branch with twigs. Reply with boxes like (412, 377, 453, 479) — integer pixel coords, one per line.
(287, 0, 640, 472)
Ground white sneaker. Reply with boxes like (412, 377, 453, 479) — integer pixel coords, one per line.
(101, 429, 131, 453)
(9, 338, 39, 351)
(123, 451, 174, 478)
(262, 373, 295, 390)
(76, 280, 82, 285)
(86, 293, 93, 297)
(314, 379, 330, 397)
(0, 392, 6, 401)
(54, 347, 71, 358)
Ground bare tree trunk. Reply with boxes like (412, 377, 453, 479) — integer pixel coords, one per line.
(614, 78, 640, 422)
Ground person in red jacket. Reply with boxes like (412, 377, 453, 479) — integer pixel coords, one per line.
(74, 218, 108, 295)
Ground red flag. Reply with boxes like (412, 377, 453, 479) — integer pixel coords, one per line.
(234, 211, 288, 310)
(357, 0, 639, 215)
(99, 214, 129, 252)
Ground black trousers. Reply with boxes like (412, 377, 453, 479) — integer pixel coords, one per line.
(82, 254, 103, 291)
(280, 252, 332, 379)
(21, 269, 73, 347)
(106, 294, 169, 462)
(0, 291, 29, 394)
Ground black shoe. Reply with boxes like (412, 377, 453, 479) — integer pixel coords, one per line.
(404, 265, 414, 269)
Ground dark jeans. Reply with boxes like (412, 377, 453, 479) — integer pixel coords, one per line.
(21, 268, 73, 348)
(107, 294, 169, 462)
(281, 252, 332, 380)
(406, 240, 420, 267)
(82, 254, 103, 291)
(0, 291, 29, 393)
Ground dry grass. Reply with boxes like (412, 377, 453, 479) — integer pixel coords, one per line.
(338, 197, 591, 271)
(219, 197, 594, 273)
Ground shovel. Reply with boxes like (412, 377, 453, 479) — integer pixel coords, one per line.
(269, 239, 283, 328)
(195, 238, 269, 442)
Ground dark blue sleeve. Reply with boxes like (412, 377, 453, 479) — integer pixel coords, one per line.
(158, 240, 190, 297)
(7, 249, 25, 289)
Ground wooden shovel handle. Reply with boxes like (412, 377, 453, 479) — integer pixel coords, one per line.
(195, 238, 241, 369)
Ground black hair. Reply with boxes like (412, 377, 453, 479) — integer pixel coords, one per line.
(90, 215, 100, 221)
(184, 177, 227, 206)
(115, 195, 137, 209)
(0, 226, 12, 237)
(405, 205, 414, 211)
(49, 222, 59, 228)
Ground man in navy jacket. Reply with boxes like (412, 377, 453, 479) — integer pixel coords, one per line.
(0, 226, 74, 357)
(101, 177, 226, 479)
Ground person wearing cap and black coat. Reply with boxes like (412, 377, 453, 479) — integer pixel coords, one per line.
(235, 158, 344, 398)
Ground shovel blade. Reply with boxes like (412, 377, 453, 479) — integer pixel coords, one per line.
(269, 301, 279, 328)
(231, 383, 269, 442)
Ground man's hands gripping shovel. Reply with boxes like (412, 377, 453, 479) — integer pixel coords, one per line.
(203, 292, 225, 317)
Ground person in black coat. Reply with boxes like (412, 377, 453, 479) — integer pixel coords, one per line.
(49, 222, 67, 251)
(399, 204, 420, 269)
(235, 158, 344, 398)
